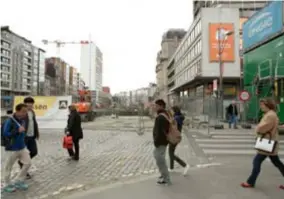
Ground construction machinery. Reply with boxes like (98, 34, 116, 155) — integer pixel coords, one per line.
(73, 89, 96, 122)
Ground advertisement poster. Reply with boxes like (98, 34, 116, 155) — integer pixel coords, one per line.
(208, 23, 235, 62)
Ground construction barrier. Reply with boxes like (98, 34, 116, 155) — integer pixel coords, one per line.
(13, 96, 72, 129)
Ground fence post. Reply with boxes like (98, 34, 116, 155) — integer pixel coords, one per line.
(241, 100, 252, 129)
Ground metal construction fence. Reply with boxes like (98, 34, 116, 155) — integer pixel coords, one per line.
(175, 96, 252, 133)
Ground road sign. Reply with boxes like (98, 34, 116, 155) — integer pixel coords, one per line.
(239, 90, 250, 101)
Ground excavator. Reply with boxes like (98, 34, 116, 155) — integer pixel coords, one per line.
(72, 89, 96, 122)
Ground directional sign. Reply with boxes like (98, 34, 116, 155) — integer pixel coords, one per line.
(239, 90, 250, 102)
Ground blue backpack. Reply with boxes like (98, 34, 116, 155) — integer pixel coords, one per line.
(1, 117, 19, 147)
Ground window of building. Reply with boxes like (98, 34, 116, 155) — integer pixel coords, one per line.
(1, 65, 10, 72)
(1, 41, 11, 48)
(23, 63, 32, 70)
(1, 49, 11, 57)
(24, 57, 31, 64)
(1, 81, 10, 88)
(1, 73, 9, 80)
(1, 57, 10, 64)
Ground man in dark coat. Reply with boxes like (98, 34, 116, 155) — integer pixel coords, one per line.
(227, 100, 238, 129)
(153, 99, 171, 185)
(66, 105, 83, 161)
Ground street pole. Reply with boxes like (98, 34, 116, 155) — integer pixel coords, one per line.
(218, 32, 224, 122)
(88, 34, 92, 91)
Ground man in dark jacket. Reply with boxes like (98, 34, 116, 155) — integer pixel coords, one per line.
(66, 105, 83, 161)
(18, 97, 39, 179)
(227, 100, 238, 129)
(153, 99, 171, 185)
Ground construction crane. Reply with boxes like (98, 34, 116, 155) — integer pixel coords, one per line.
(41, 39, 91, 56)
(42, 37, 93, 90)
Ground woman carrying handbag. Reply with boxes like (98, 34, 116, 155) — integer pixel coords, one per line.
(241, 98, 284, 189)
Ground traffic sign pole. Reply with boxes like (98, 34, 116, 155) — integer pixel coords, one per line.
(239, 90, 252, 129)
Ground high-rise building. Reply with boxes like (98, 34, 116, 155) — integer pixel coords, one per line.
(155, 29, 186, 103)
(1, 26, 45, 108)
(80, 43, 103, 92)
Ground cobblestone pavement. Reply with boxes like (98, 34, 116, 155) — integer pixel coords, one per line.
(1, 116, 195, 199)
(83, 116, 154, 131)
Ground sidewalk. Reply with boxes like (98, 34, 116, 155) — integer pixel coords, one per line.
(64, 158, 283, 199)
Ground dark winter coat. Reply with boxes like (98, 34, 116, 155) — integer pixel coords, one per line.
(66, 110, 83, 140)
(227, 104, 238, 116)
(174, 112, 185, 132)
(153, 109, 169, 147)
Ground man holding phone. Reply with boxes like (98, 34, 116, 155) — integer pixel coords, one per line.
(2, 103, 31, 193)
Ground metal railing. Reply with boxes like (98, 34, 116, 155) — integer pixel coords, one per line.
(177, 96, 224, 134)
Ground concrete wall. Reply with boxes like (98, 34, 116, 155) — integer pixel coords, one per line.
(201, 8, 240, 78)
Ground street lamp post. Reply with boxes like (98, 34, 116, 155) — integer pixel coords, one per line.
(216, 29, 234, 128)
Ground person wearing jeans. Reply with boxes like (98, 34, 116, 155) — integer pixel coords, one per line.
(227, 101, 238, 129)
(66, 105, 83, 161)
(18, 97, 39, 179)
(153, 99, 171, 185)
(241, 98, 284, 190)
(2, 103, 31, 193)
(168, 106, 189, 175)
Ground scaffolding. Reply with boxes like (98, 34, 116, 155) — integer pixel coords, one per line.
(247, 55, 284, 122)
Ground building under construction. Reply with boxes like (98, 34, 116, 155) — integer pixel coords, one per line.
(243, 1, 284, 122)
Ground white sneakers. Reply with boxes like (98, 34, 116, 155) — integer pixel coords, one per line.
(183, 164, 190, 176)
(168, 164, 190, 175)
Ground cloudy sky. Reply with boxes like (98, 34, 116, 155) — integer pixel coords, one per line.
(0, 0, 193, 94)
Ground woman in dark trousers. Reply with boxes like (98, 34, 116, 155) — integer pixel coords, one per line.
(241, 98, 284, 190)
(168, 106, 189, 175)
(66, 105, 83, 161)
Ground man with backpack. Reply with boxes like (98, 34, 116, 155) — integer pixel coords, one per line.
(18, 97, 39, 179)
(153, 99, 171, 185)
(1, 103, 31, 192)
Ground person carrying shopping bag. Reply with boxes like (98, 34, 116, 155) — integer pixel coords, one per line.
(65, 105, 83, 161)
(241, 98, 284, 190)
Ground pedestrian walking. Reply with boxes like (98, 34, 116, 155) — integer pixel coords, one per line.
(153, 99, 171, 185)
(65, 105, 83, 161)
(18, 97, 39, 179)
(168, 106, 189, 175)
(2, 103, 31, 192)
(241, 98, 284, 189)
(227, 100, 238, 129)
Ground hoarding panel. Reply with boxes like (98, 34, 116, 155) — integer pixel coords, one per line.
(13, 96, 71, 120)
(208, 23, 235, 62)
(243, 1, 283, 50)
(243, 35, 284, 86)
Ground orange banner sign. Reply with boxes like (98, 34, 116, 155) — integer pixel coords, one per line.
(209, 23, 235, 62)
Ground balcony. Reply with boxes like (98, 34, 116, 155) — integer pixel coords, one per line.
(167, 75, 175, 85)
(167, 67, 175, 77)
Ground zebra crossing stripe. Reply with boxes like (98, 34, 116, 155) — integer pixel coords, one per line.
(212, 135, 257, 139)
(202, 149, 284, 156)
(196, 139, 284, 144)
(194, 132, 284, 156)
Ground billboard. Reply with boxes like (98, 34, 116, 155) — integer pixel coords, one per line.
(243, 1, 283, 50)
(13, 96, 72, 119)
(208, 23, 235, 62)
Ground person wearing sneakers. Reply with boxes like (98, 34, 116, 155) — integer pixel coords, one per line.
(18, 97, 39, 179)
(153, 99, 171, 185)
(168, 106, 189, 175)
(241, 98, 284, 190)
(2, 103, 31, 192)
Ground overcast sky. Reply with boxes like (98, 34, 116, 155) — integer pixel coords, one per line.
(0, 0, 193, 94)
